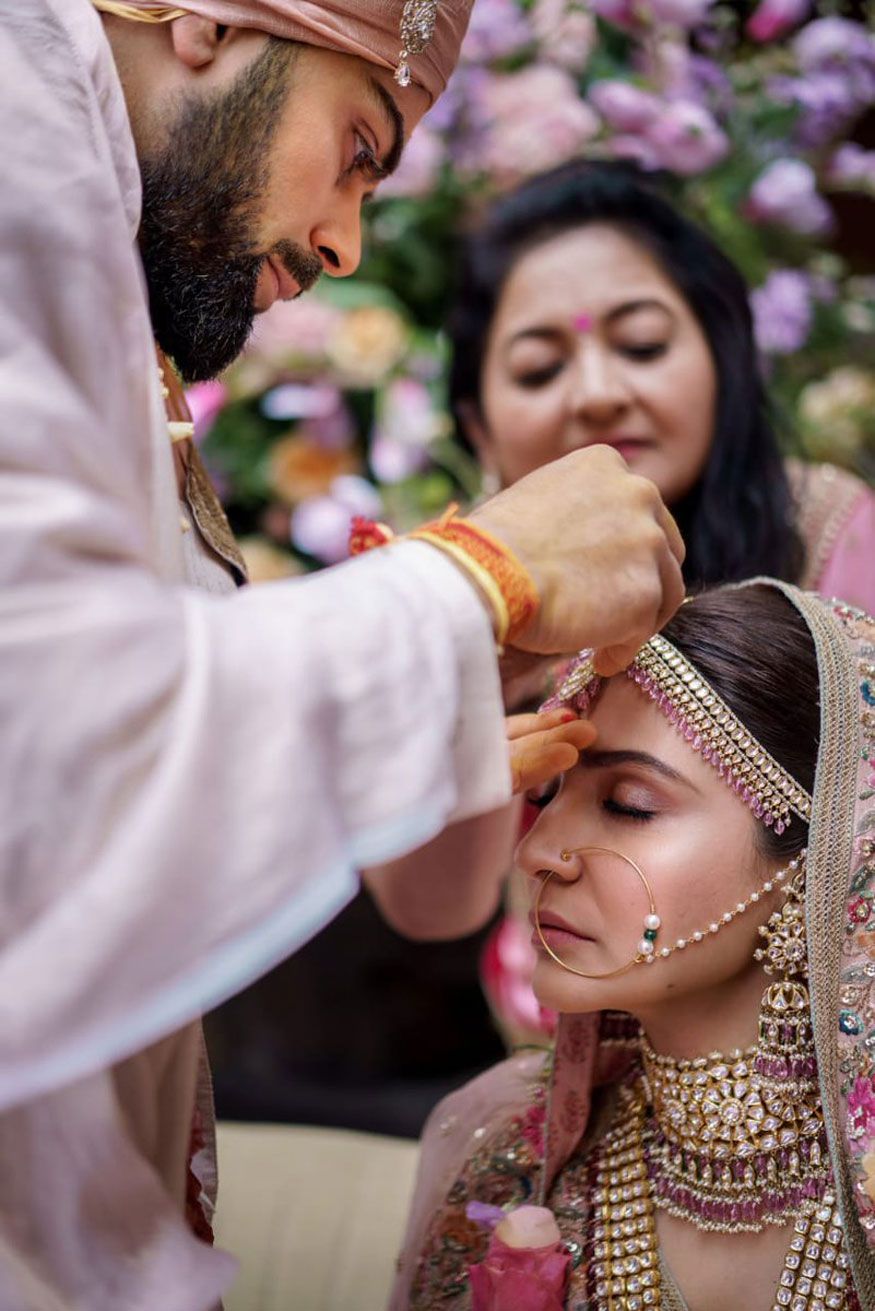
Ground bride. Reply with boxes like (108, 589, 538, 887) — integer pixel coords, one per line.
(391, 581, 875, 1310)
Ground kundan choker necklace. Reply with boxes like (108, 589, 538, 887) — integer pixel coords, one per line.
(584, 1074, 853, 1311)
(640, 1035, 830, 1233)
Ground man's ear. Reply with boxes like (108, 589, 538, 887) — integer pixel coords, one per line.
(169, 15, 223, 70)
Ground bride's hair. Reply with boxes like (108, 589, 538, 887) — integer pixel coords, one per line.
(659, 585, 819, 860)
(448, 160, 805, 592)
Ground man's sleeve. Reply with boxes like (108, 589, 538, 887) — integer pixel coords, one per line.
(0, 5, 509, 1111)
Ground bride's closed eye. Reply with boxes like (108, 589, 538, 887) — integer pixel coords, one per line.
(602, 796, 656, 822)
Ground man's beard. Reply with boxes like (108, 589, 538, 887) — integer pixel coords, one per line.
(138, 39, 322, 384)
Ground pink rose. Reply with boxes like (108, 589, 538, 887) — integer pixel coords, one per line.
(646, 0, 713, 27)
(748, 159, 833, 235)
(478, 66, 600, 185)
(589, 80, 662, 132)
(470, 1232, 570, 1311)
(746, 0, 809, 43)
(645, 100, 729, 175)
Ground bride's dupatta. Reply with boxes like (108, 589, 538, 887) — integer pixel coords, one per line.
(390, 583, 875, 1310)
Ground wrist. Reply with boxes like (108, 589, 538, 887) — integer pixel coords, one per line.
(350, 506, 540, 651)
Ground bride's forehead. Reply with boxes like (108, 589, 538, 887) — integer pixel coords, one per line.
(587, 678, 709, 776)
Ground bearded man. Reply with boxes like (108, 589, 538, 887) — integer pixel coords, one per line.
(0, 2, 685, 1306)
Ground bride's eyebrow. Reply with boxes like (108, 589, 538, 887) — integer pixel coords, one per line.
(578, 749, 694, 789)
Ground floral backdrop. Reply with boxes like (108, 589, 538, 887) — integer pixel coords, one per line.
(196, 0, 875, 579)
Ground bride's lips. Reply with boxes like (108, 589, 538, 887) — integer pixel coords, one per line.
(529, 909, 593, 949)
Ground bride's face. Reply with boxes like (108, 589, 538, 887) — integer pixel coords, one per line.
(517, 678, 785, 1020)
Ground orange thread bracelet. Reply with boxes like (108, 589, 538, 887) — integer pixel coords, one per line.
(350, 505, 539, 646)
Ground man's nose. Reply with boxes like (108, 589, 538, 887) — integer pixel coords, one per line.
(311, 200, 363, 278)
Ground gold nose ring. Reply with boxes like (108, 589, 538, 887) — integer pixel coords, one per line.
(535, 846, 660, 979)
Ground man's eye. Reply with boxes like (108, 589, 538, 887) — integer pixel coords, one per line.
(351, 134, 386, 183)
(526, 777, 560, 809)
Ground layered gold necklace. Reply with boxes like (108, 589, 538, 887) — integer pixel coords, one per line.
(641, 1035, 828, 1232)
(581, 1058, 854, 1311)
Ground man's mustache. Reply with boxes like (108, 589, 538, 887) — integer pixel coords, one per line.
(271, 238, 323, 295)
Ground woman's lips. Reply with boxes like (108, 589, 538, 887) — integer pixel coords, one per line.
(602, 437, 651, 462)
(529, 909, 593, 949)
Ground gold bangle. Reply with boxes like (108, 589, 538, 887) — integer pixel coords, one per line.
(413, 531, 511, 649)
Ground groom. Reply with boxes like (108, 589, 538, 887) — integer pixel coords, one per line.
(0, 2, 684, 1306)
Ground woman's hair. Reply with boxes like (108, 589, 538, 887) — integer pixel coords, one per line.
(660, 585, 819, 859)
(448, 160, 805, 591)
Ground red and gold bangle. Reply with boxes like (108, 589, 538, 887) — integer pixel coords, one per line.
(349, 505, 539, 647)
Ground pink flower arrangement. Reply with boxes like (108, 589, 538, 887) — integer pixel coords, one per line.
(290, 475, 383, 565)
(644, 99, 729, 175)
(747, 159, 833, 236)
(589, 80, 662, 133)
(746, 0, 809, 44)
(750, 270, 814, 356)
(477, 66, 601, 186)
(531, 0, 596, 74)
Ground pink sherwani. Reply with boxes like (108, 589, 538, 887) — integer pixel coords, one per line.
(0, 2, 509, 1307)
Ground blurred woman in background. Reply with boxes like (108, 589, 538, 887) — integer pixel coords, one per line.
(449, 159, 873, 609)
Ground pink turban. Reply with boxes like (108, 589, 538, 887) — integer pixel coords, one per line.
(94, 2, 473, 105)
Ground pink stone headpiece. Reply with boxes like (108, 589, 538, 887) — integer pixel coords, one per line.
(544, 634, 813, 834)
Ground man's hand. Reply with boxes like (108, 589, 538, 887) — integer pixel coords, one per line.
(508, 710, 596, 795)
(469, 445, 685, 673)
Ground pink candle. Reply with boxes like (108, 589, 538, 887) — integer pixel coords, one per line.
(469, 1206, 571, 1311)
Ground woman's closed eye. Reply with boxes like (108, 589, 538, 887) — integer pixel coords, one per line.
(618, 341, 668, 362)
(513, 361, 564, 389)
(602, 795, 656, 822)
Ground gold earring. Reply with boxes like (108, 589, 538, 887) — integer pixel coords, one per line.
(753, 863, 815, 1096)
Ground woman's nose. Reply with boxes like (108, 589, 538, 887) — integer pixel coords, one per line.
(568, 346, 631, 427)
(517, 819, 582, 885)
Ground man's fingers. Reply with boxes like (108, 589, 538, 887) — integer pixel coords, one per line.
(509, 720, 598, 794)
(654, 540, 686, 633)
(506, 709, 575, 741)
(592, 638, 643, 677)
(511, 741, 579, 795)
(657, 502, 686, 567)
